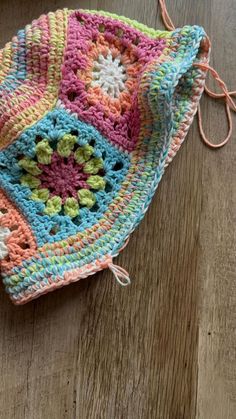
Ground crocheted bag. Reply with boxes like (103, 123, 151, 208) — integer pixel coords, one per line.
(0, 9, 210, 304)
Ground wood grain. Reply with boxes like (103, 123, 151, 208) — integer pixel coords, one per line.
(0, 1, 236, 418)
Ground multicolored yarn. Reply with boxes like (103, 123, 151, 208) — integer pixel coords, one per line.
(19, 133, 105, 217)
(0, 9, 210, 304)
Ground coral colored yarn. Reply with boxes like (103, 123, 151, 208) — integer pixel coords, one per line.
(0, 9, 210, 304)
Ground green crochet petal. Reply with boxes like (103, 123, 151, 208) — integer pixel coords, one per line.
(83, 158, 104, 174)
(74, 144, 94, 164)
(57, 134, 77, 157)
(44, 196, 62, 216)
(87, 175, 106, 190)
(78, 189, 96, 208)
(36, 139, 53, 164)
(18, 157, 42, 175)
(20, 174, 40, 189)
(31, 188, 49, 202)
(64, 197, 79, 218)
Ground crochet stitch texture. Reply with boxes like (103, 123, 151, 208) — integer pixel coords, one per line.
(0, 9, 210, 304)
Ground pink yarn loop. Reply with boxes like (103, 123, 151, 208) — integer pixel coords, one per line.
(159, 0, 236, 148)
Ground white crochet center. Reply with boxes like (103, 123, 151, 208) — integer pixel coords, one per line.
(0, 211, 10, 260)
(91, 52, 127, 98)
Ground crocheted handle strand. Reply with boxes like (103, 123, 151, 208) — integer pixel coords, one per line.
(159, 0, 236, 148)
(159, 0, 175, 30)
(194, 63, 236, 148)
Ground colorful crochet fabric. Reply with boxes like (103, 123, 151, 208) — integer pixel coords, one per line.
(0, 9, 210, 304)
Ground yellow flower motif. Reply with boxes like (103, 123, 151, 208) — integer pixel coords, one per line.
(19, 133, 106, 218)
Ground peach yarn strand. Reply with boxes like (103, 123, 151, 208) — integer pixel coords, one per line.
(159, 0, 236, 148)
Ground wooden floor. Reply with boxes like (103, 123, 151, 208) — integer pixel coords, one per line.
(0, 0, 236, 418)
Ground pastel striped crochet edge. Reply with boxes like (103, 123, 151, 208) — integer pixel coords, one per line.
(12, 255, 112, 305)
(0, 9, 70, 150)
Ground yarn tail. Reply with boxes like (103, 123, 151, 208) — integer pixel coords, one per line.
(108, 262, 131, 286)
(159, 0, 236, 148)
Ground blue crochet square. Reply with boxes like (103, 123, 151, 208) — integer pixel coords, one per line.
(0, 109, 130, 247)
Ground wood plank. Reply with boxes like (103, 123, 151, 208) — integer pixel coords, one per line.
(196, 0, 236, 417)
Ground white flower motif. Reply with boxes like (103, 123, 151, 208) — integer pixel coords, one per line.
(91, 52, 127, 98)
(0, 211, 10, 260)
